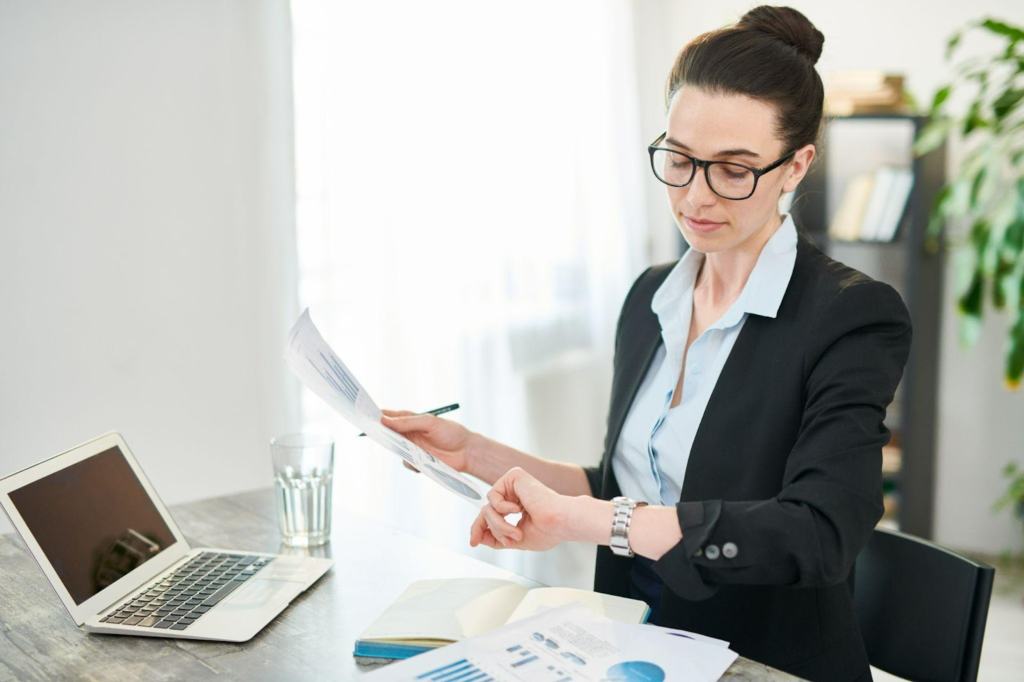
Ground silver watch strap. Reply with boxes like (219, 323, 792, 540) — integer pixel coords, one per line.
(610, 497, 647, 557)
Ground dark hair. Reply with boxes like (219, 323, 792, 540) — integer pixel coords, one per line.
(666, 5, 825, 159)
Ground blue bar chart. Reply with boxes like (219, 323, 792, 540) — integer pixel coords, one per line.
(415, 658, 493, 681)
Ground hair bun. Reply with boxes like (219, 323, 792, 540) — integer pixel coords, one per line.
(739, 5, 824, 65)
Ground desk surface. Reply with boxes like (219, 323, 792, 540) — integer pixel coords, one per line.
(0, 489, 803, 681)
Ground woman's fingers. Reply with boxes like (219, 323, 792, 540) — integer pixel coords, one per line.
(381, 413, 436, 433)
(482, 504, 520, 543)
(380, 409, 417, 417)
(470, 508, 519, 548)
(486, 488, 521, 515)
(470, 510, 501, 548)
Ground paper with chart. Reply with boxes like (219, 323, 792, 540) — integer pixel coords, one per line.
(365, 603, 738, 682)
(285, 309, 484, 508)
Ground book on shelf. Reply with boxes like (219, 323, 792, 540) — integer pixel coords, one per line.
(829, 172, 875, 241)
(354, 578, 651, 660)
(824, 70, 912, 116)
(828, 166, 913, 242)
(882, 444, 902, 476)
(875, 169, 914, 241)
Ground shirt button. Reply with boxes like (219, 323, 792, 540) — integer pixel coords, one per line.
(704, 544, 720, 560)
(690, 364, 700, 374)
(723, 542, 738, 559)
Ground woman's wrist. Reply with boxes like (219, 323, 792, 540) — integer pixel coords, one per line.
(565, 495, 615, 545)
(462, 431, 488, 480)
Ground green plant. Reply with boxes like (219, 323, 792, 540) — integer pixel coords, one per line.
(914, 18, 1024, 387)
(994, 462, 1024, 548)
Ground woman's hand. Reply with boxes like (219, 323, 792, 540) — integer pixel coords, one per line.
(470, 468, 576, 552)
(381, 409, 476, 474)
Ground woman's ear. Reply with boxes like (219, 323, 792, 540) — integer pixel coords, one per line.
(781, 144, 816, 194)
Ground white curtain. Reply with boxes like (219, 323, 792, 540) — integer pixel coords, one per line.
(291, 0, 648, 584)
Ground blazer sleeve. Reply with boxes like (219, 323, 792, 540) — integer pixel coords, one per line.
(653, 279, 912, 600)
(582, 266, 654, 498)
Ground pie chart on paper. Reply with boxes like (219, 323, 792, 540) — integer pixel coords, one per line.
(603, 661, 666, 682)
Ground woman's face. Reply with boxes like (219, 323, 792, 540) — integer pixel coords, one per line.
(663, 86, 814, 255)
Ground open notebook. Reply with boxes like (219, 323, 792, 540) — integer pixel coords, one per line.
(355, 578, 651, 660)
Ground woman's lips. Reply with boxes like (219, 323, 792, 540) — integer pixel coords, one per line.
(684, 216, 725, 234)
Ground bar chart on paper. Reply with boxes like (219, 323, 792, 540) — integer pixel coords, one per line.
(311, 350, 359, 405)
(415, 659, 493, 681)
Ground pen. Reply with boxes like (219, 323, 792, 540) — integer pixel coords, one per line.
(357, 403, 460, 437)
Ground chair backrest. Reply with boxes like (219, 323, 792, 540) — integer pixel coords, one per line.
(853, 528, 995, 682)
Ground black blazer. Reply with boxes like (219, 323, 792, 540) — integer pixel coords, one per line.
(584, 235, 912, 682)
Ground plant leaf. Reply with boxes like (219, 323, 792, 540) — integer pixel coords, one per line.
(946, 29, 963, 61)
(964, 100, 991, 136)
(994, 256, 1013, 309)
(1007, 312, 1024, 388)
(930, 84, 952, 116)
(970, 166, 988, 207)
(958, 266, 985, 319)
(982, 18, 1024, 43)
(960, 310, 983, 348)
(927, 184, 954, 241)
(993, 87, 1024, 120)
(913, 117, 952, 156)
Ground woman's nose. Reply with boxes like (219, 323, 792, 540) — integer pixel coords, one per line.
(686, 166, 717, 209)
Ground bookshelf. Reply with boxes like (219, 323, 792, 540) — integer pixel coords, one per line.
(790, 113, 947, 539)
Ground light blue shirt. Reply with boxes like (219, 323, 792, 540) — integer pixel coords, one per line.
(612, 214, 799, 506)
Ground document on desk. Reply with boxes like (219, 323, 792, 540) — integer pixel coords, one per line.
(365, 603, 738, 682)
(285, 309, 485, 508)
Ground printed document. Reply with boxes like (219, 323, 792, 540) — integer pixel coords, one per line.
(285, 309, 485, 508)
(364, 603, 738, 682)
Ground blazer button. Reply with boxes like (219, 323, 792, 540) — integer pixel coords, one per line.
(723, 542, 738, 559)
(704, 544, 720, 560)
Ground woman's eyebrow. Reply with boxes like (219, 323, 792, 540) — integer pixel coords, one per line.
(664, 136, 762, 160)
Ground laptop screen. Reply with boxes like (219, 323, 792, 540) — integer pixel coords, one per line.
(8, 445, 177, 605)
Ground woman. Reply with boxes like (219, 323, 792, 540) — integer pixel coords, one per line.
(383, 6, 910, 681)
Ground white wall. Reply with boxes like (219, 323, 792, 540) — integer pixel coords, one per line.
(0, 0, 300, 534)
(632, 0, 1024, 554)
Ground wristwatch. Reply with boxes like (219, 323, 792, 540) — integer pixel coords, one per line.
(610, 496, 648, 557)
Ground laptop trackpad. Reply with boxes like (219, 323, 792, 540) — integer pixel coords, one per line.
(218, 578, 303, 611)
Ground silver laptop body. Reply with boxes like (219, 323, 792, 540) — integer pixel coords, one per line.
(0, 431, 333, 642)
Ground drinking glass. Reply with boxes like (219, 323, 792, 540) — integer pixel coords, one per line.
(270, 433, 334, 547)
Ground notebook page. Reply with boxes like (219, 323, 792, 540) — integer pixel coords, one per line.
(359, 578, 528, 643)
(506, 587, 649, 624)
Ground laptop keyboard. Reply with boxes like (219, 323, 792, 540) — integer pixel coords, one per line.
(99, 552, 273, 631)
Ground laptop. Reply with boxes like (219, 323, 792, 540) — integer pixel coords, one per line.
(0, 431, 334, 642)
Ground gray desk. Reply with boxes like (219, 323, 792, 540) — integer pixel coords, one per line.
(0, 489, 803, 681)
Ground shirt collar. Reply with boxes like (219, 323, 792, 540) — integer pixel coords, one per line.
(651, 213, 798, 337)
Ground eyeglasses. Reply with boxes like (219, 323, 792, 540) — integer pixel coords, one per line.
(647, 132, 795, 201)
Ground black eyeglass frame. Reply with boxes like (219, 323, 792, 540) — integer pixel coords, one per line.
(647, 132, 796, 200)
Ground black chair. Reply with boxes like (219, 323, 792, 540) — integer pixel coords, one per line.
(853, 527, 995, 682)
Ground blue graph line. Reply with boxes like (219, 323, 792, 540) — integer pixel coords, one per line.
(373, 431, 416, 464)
(417, 659, 491, 680)
(308, 358, 345, 397)
(326, 353, 360, 401)
(317, 351, 358, 403)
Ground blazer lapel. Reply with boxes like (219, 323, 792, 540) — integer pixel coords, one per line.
(679, 237, 807, 501)
(678, 315, 765, 500)
(600, 272, 669, 496)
